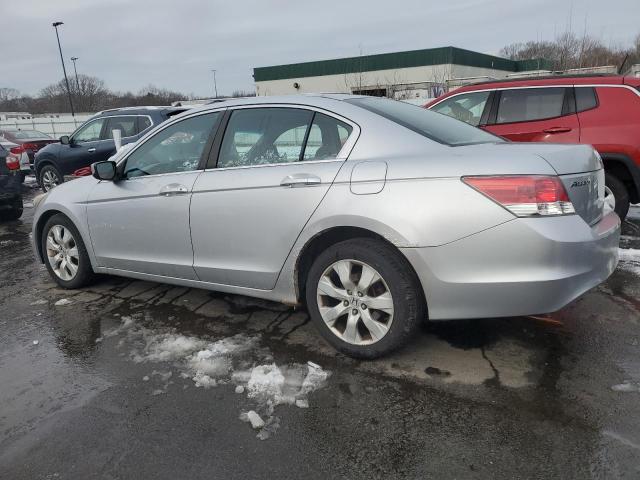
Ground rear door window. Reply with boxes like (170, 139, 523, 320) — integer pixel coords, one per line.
(431, 91, 491, 126)
(217, 108, 314, 168)
(104, 116, 138, 139)
(303, 113, 353, 160)
(137, 116, 153, 134)
(495, 87, 567, 124)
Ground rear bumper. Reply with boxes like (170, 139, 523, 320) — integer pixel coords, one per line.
(402, 211, 621, 320)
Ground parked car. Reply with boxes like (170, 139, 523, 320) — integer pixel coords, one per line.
(32, 95, 619, 358)
(0, 129, 56, 181)
(425, 74, 640, 220)
(34, 106, 186, 192)
(0, 142, 23, 221)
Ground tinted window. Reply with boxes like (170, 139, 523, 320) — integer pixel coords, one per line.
(124, 113, 220, 178)
(72, 119, 105, 143)
(105, 116, 137, 139)
(346, 97, 501, 146)
(138, 116, 152, 133)
(431, 91, 490, 126)
(496, 88, 566, 124)
(218, 108, 313, 168)
(2, 130, 51, 140)
(303, 113, 353, 160)
(575, 87, 598, 112)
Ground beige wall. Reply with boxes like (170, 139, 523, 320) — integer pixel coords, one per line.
(255, 63, 513, 96)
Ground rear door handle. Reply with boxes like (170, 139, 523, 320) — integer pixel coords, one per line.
(280, 174, 321, 188)
(543, 127, 571, 134)
(87, 148, 96, 153)
(159, 183, 189, 196)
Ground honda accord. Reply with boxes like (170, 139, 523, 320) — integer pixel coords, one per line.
(32, 95, 620, 358)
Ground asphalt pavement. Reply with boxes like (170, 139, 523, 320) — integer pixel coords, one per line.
(1, 183, 639, 479)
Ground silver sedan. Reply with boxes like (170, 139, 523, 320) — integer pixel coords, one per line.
(32, 95, 620, 358)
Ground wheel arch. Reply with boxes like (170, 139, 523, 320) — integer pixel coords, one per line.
(294, 225, 425, 308)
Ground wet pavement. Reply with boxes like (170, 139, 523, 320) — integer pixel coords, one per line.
(1, 182, 640, 479)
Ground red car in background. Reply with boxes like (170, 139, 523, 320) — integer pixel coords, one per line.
(425, 74, 640, 220)
(0, 129, 56, 181)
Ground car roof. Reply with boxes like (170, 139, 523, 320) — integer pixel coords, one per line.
(93, 106, 184, 117)
(465, 73, 626, 88)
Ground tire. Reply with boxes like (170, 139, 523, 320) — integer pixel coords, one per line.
(605, 173, 630, 221)
(41, 213, 96, 289)
(39, 164, 64, 192)
(305, 238, 425, 359)
(0, 198, 23, 221)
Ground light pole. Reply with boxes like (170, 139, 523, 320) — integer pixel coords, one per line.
(52, 21, 75, 117)
(70, 57, 80, 91)
(211, 69, 218, 98)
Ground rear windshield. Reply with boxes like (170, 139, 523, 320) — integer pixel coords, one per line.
(345, 97, 503, 146)
(7, 130, 51, 139)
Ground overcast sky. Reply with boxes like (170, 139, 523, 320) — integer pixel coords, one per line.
(4, 0, 639, 98)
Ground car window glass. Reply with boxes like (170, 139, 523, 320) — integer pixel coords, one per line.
(346, 97, 501, 146)
(431, 91, 491, 126)
(72, 119, 105, 143)
(138, 116, 152, 134)
(105, 117, 137, 139)
(496, 88, 565, 124)
(575, 87, 598, 112)
(124, 112, 220, 179)
(218, 108, 313, 168)
(303, 113, 353, 160)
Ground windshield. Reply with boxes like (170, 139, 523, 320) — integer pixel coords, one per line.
(345, 97, 503, 146)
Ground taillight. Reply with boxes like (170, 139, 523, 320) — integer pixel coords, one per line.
(462, 175, 575, 217)
(22, 142, 38, 151)
(6, 146, 23, 170)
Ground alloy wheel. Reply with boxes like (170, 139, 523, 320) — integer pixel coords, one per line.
(604, 185, 616, 212)
(46, 225, 80, 281)
(316, 259, 394, 345)
(41, 169, 61, 192)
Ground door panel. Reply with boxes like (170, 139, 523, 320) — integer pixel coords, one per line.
(190, 161, 343, 289)
(484, 115, 579, 143)
(87, 172, 201, 279)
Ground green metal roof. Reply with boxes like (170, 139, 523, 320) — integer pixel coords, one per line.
(253, 46, 550, 82)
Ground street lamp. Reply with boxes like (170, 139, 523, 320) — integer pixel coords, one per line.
(70, 56, 80, 92)
(52, 21, 75, 117)
(211, 69, 218, 98)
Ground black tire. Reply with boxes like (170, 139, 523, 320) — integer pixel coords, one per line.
(0, 198, 23, 221)
(41, 213, 96, 289)
(305, 238, 425, 359)
(605, 173, 630, 221)
(39, 164, 64, 193)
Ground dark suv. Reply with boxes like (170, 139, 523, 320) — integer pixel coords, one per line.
(426, 75, 640, 220)
(34, 106, 186, 192)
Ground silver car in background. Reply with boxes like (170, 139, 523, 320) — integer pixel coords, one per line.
(32, 94, 620, 358)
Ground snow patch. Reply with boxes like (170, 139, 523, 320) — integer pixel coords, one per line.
(54, 298, 72, 306)
(106, 314, 330, 439)
(618, 248, 640, 276)
(611, 382, 640, 393)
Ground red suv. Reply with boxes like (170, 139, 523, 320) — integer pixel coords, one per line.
(426, 75, 640, 220)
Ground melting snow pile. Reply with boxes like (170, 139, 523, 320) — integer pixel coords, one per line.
(618, 248, 640, 276)
(105, 314, 330, 439)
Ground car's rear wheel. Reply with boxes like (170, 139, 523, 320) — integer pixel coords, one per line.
(41, 214, 96, 289)
(605, 173, 630, 221)
(0, 198, 23, 221)
(305, 238, 425, 359)
(39, 165, 63, 192)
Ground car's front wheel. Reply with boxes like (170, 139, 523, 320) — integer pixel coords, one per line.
(39, 165, 63, 192)
(305, 238, 425, 359)
(41, 214, 96, 288)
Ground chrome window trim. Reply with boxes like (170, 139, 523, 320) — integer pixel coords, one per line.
(207, 103, 361, 172)
(428, 83, 640, 109)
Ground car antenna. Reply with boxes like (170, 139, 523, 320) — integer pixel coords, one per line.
(617, 53, 629, 75)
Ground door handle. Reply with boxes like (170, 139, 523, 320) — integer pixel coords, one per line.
(543, 127, 571, 134)
(159, 183, 189, 196)
(280, 174, 321, 188)
(87, 148, 96, 153)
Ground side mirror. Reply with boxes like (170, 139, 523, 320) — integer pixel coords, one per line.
(91, 161, 117, 181)
(60, 135, 70, 145)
